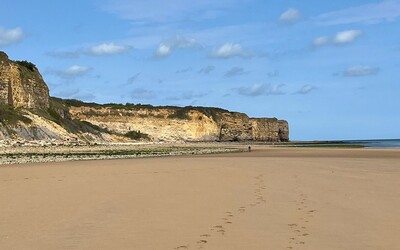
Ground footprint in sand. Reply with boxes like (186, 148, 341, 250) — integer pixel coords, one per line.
(197, 239, 207, 248)
(175, 245, 189, 249)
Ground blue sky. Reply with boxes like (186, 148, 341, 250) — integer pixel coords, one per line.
(1, 0, 399, 140)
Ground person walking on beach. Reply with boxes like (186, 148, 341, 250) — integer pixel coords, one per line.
(248, 146, 251, 152)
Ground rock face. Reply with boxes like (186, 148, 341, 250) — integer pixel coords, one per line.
(69, 106, 289, 142)
(0, 51, 49, 109)
(0, 51, 289, 143)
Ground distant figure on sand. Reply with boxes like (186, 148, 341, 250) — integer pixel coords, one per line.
(248, 146, 251, 152)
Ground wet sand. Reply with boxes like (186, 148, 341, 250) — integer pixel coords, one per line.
(1, 147, 399, 249)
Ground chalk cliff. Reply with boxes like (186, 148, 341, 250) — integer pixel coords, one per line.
(0, 51, 289, 143)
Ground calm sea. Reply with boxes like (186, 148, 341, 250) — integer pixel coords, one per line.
(346, 139, 400, 148)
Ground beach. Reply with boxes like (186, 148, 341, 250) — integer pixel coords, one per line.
(1, 147, 399, 249)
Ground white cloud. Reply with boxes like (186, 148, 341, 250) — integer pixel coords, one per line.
(312, 30, 363, 47)
(156, 43, 171, 57)
(0, 27, 24, 46)
(155, 36, 197, 57)
(237, 83, 285, 97)
(48, 65, 92, 79)
(333, 30, 363, 44)
(296, 85, 316, 95)
(314, 0, 400, 25)
(279, 8, 301, 24)
(343, 66, 380, 77)
(312, 36, 330, 47)
(87, 43, 132, 56)
(65, 65, 91, 76)
(211, 43, 248, 59)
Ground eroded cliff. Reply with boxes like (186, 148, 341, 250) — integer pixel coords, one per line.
(68, 104, 289, 142)
(0, 51, 289, 143)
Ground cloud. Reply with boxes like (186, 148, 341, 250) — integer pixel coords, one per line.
(48, 42, 132, 58)
(224, 67, 248, 77)
(210, 43, 249, 59)
(314, 0, 400, 25)
(53, 89, 96, 101)
(48, 65, 92, 79)
(198, 65, 215, 74)
(176, 67, 192, 74)
(312, 36, 330, 47)
(86, 43, 132, 56)
(126, 72, 141, 84)
(156, 43, 172, 57)
(296, 85, 317, 95)
(236, 83, 285, 97)
(131, 88, 156, 100)
(167, 91, 207, 101)
(155, 36, 198, 57)
(343, 66, 380, 77)
(279, 8, 302, 24)
(333, 30, 363, 44)
(312, 30, 363, 47)
(0, 27, 24, 46)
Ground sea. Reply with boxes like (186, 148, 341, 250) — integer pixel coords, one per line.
(346, 139, 400, 148)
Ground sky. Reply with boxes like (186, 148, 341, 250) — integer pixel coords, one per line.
(1, 0, 399, 140)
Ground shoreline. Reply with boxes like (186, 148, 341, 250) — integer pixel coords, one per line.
(0, 143, 246, 166)
(2, 141, 400, 166)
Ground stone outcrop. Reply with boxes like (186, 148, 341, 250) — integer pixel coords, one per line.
(0, 51, 49, 109)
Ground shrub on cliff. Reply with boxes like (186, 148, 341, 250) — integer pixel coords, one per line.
(15, 60, 36, 71)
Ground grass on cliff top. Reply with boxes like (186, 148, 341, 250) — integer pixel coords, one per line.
(0, 105, 32, 125)
(57, 97, 231, 121)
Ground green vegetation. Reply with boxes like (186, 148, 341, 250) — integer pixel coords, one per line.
(0, 104, 32, 125)
(60, 98, 231, 122)
(15, 60, 36, 71)
(124, 130, 150, 140)
(167, 108, 190, 120)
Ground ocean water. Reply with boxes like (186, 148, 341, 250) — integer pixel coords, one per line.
(346, 139, 400, 148)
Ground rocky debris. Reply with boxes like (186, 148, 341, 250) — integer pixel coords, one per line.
(0, 142, 243, 165)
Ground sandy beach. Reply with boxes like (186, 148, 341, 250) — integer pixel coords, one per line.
(1, 147, 399, 249)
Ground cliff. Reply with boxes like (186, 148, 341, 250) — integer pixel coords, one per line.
(0, 51, 289, 143)
(0, 51, 49, 109)
(67, 103, 289, 142)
